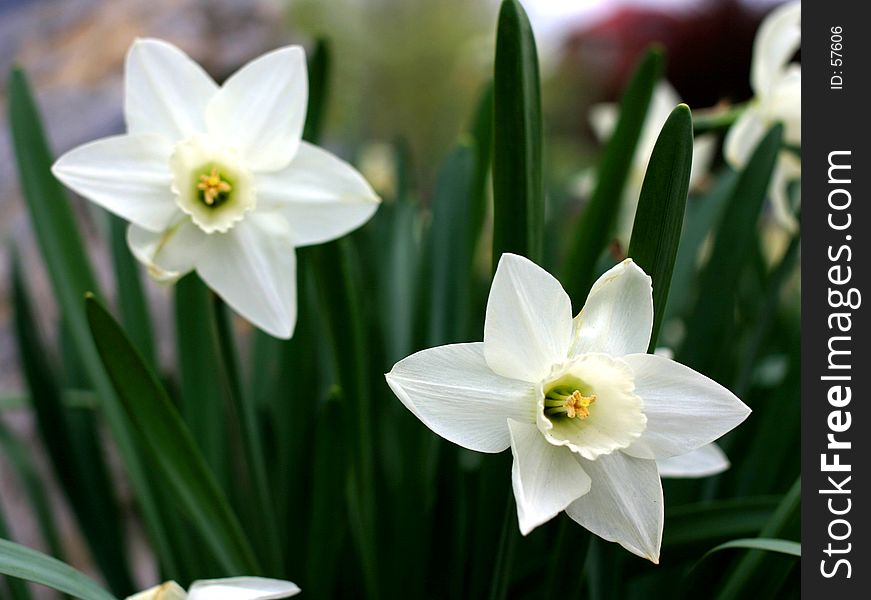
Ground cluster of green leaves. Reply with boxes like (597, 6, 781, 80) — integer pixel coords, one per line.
(1, 1, 799, 598)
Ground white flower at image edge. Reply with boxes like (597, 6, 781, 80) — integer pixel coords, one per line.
(126, 577, 299, 600)
(385, 254, 751, 562)
(52, 39, 380, 339)
(724, 1, 801, 232)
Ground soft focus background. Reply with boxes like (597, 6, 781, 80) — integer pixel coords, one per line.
(0, 0, 793, 594)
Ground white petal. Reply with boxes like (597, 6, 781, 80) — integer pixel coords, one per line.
(125, 38, 217, 140)
(566, 452, 663, 563)
(126, 581, 187, 600)
(484, 254, 573, 382)
(657, 443, 730, 478)
(723, 106, 766, 168)
(589, 103, 617, 141)
(206, 46, 307, 172)
(508, 419, 591, 535)
(751, 1, 801, 98)
(127, 220, 206, 283)
(769, 151, 801, 233)
(764, 66, 801, 145)
(52, 134, 177, 232)
(256, 142, 381, 246)
(386, 343, 537, 453)
(637, 82, 681, 164)
(621, 353, 751, 460)
(188, 577, 300, 600)
(690, 133, 717, 190)
(195, 213, 297, 339)
(570, 259, 653, 358)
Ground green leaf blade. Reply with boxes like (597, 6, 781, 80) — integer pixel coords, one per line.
(561, 48, 663, 304)
(627, 104, 694, 350)
(492, 0, 544, 266)
(0, 539, 117, 600)
(84, 295, 259, 575)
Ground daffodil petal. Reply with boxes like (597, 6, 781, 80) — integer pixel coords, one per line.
(188, 577, 300, 600)
(765, 66, 801, 145)
(196, 213, 297, 339)
(570, 259, 653, 358)
(125, 581, 187, 600)
(657, 443, 729, 478)
(769, 151, 801, 233)
(589, 103, 618, 141)
(723, 106, 766, 168)
(690, 133, 717, 190)
(386, 343, 537, 453)
(256, 142, 380, 246)
(751, 1, 801, 98)
(52, 134, 177, 232)
(125, 38, 217, 140)
(206, 46, 307, 172)
(508, 419, 591, 535)
(621, 353, 751, 460)
(566, 452, 663, 563)
(127, 220, 205, 284)
(484, 254, 573, 382)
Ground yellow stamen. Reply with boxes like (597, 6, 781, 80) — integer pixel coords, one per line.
(564, 390, 596, 419)
(197, 167, 232, 205)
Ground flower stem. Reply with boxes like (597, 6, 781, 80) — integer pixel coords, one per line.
(211, 294, 283, 574)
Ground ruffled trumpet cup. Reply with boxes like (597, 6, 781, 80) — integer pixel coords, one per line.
(386, 254, 751, 562)
(52, 38, 381, 338)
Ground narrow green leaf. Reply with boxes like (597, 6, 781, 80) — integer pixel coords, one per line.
(213, 298, 283, 574)
(0, 539, 116, 600)
(716, 479, 800, 600)
(468, 81, 494, 256)
(0, 515, 33, 600)
(8, 67, 175, 588)
(704, 538, 800, 560)
(627, 104, 694, 350)
(109, 216, 156, 367)
(679, 124, 784, 375)
(311, 240, 378, 597)
(663, 496, 780, 551)
(303, 38, 331, 144)
(561, 48, 663, 304)
(429, 143, 478, 345)
(10, 252, 135, 594)
(84, 295, 259, 575)
(0, 420, 65, 562)
(174, 275, 226, 484)
(492, 0, 544, 266)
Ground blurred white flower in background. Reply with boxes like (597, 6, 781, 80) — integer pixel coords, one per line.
(386, 253, 750, 561)
(724, 0, 801, 232)
(589, 81, 717, 249)
(127, 577, 300, 600)
(53, 38, 381, 339)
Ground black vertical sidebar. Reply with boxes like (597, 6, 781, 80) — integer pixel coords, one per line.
(803, 1, 869, 596)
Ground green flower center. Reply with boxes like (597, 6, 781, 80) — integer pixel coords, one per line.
(196, 165, 234, 208)
(543, 379, 597, 420)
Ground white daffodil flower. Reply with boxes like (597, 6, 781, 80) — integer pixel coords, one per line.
(53, 39, 380, 338)
(724, 1, 801, 232)
(589, 81, 716, 250)
(126, 577, 300, 600)
(386, 254, 750, 562)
